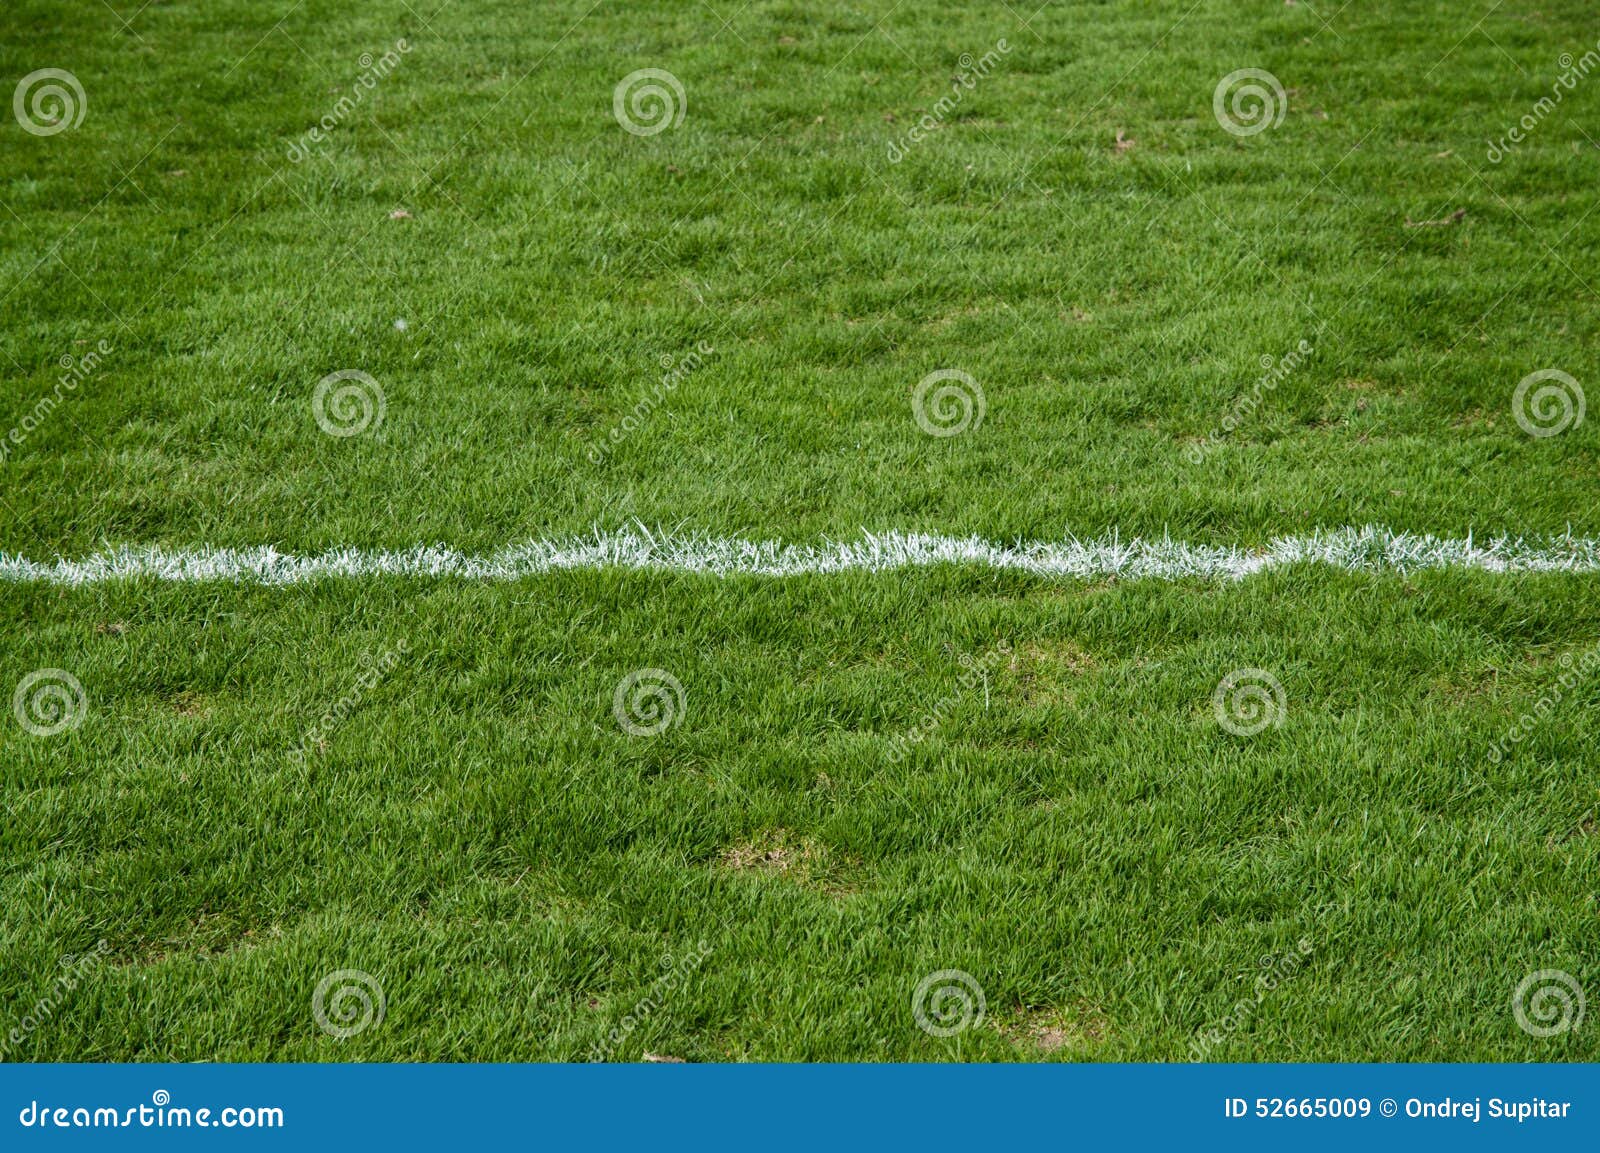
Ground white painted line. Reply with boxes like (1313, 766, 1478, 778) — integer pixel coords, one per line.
(2, 527, 1598, 586)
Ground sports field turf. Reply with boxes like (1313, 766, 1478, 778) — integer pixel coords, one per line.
(2, 0, 1597, 1061)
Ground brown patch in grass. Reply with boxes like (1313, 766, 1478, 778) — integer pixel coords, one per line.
(121, 914, 277, 967)
(1437, 646, 1589, 702)
(1009, 640, 1098, 706)
(927, 304, 992, 330)
(721, 828, 817, 874)
(996, 1003, 1109, 1055)
(1012, 640, 1096, 676)
(1404, 207, 1467, 228)
(1549, 807, 1598, 848)
(1523, 644, 1593, 671)
(170, 691, 210, 718)
(1428, 667, 1500, 703)
(718, 829, 859, 896)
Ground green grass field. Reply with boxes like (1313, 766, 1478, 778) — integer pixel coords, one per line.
(2, 0, 1597, 1061)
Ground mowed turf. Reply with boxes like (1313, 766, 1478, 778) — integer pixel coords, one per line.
(2, 569, 1599, 1060)
(2, 0, 1599, 1061)
(1, 0, 1598, 550)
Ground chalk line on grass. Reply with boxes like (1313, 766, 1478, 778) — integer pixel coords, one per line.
(2, 526, 1598, 586)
